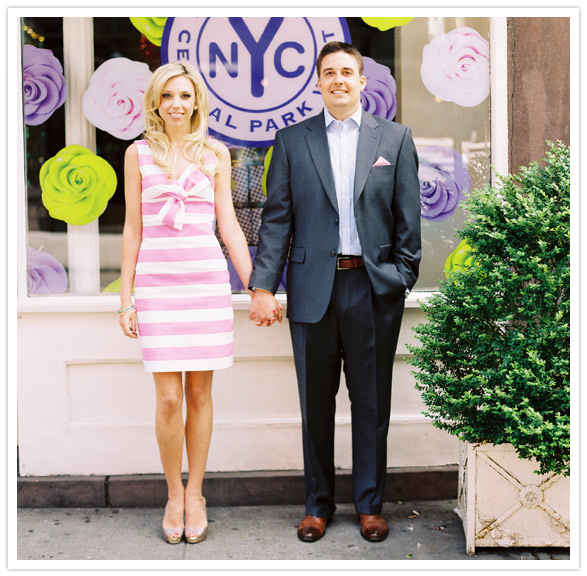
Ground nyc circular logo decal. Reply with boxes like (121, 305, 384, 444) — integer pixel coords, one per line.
(162, 17, 350, 147)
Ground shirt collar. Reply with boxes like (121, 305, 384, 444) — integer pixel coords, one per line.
(324, 106, 362, 129)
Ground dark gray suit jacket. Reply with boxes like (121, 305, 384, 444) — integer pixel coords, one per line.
(250, 109, 421, 324)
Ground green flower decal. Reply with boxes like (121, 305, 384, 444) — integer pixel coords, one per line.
(129, 17, 167, 46)
(444, 238, 475, 277)
(40, 145, 117, 225)
(103, 276, 121, 293)
(103, 276, 135, 293)
(361, 17, 414, 31)
(262, 146, 273, 196)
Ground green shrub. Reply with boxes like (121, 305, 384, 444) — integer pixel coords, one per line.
(408, 141, 570, 476)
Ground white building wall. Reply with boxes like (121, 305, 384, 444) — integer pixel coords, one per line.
(17, 299, 459, 476)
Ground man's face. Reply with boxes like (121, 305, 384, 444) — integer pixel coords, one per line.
(317, 51, 366, 120)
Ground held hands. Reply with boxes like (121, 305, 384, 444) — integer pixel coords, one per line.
(118, 304, 138, 338)
(250, 288, 283, 327)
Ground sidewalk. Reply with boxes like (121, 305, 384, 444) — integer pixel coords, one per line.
(17, 500, 570, 564)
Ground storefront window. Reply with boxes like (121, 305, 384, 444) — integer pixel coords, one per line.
(399, 17, 491, 289)
(21, 16, 491, 297)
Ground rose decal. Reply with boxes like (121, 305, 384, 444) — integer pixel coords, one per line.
(361, 17, 414, 31)
(28, 247, 68, 294)
(22, 44, 67, 126)
(444, 239, 475, 277)
(418, 146, 472, 221)
(229, 246, 287, 291)
(103, 276, 136, 293)
(103, 276, 122, 293)
(129, 17, 167, 46)
(360, 57, 397, 121)
(83, 57, 152, 140)
(261, 146, 273, 196)
(421, 27, 490, 107)
(40, 145, 117, 225)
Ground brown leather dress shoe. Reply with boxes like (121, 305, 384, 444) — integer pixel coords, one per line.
(358, 514, 389, 542)
(297, 515, 329, 542)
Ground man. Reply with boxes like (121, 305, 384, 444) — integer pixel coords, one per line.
(249, 41, 421, 543)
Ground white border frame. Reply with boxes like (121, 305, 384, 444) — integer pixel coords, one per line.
(13, 14, 27, 301)
(7, 5, 580, 572)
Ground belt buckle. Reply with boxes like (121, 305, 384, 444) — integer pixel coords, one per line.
(336, 255, 350, 270)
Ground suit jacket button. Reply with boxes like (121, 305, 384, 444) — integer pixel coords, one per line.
(330, 251, 336, 257)
(335, 218, 339, 225)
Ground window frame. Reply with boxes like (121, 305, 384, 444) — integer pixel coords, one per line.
(15, 16, 508, 312)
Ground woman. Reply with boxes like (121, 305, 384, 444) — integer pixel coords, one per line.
(118, 61, 268, 544)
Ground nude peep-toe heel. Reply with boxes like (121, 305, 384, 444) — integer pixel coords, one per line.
(162, 525, 183, 544)
(185, 496, 208, 544)
(162, 502, 184, 544)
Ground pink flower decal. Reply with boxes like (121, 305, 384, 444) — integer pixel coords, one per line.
(27, 247, 68, 294)
(22, 44, 67, 126)
(83, 57, 152, 140)
(360, 57, 397, 121)
(418, 146, 472, 221)
(421, 27, 489, 107)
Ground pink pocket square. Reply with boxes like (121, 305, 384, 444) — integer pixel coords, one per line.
(372, 156, 391, 167)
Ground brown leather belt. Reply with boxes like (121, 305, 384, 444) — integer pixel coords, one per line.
(336, 255, 365, 270)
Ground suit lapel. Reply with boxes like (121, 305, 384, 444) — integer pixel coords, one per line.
(304, 111, 339, 213)
(354, 112, 381, 203)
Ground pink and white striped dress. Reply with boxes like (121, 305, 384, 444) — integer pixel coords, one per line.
(134, 140, 233, 372)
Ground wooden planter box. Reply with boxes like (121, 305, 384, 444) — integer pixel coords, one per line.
(457, 442, 570, 555)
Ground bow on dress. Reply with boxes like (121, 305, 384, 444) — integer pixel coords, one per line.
(155, 186, 188, 230)
(151, 162, 215, 230)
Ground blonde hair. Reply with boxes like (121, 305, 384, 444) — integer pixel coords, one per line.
(143, 61, 220, 178)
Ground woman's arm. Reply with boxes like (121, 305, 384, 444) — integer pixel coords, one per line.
(213, 143, 282, 323)
(119, 142, 142, 338)
(213, 143, 254, 294)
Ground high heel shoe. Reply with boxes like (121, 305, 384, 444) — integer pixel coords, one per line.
(162, 502, 184, 544)
(185, 496, 208, 544)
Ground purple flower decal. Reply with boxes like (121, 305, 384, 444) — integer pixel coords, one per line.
(22, 44, 67, 126)
(421, 27, 490, 107)
(360, 57, 397, 120)
(27, 247, 68, 294)
(83, 57, 152, 140)
(228, 246, 287, 291)
(418, 146, 472, 221)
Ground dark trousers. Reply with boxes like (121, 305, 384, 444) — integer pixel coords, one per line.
(289, 267, 405, 517)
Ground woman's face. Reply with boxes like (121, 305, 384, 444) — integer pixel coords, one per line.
(158, 75, 196, 130)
